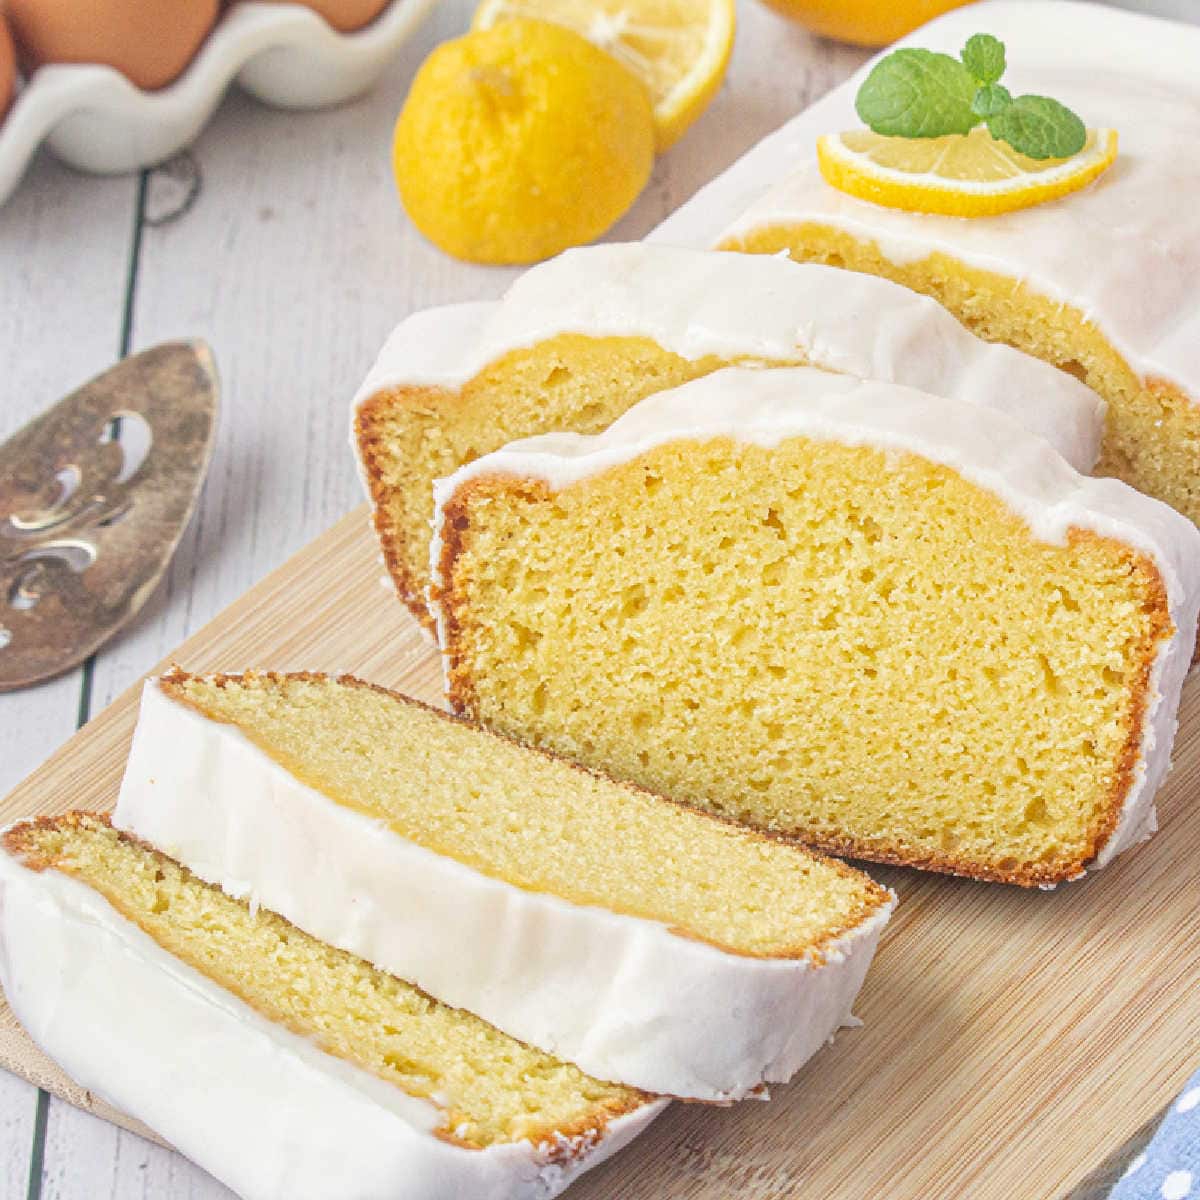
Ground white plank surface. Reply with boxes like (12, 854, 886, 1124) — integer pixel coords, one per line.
(0, 3, 869, 1195)
(0, 147, 139, 1200)
(0, 149, 136, 789)
(39, 1108, 235, 1200)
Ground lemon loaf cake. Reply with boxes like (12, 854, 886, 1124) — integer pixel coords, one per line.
(432, 366, 1200, 887)
(0, 814, 664, 1200)
(113, 669, 894, 1100)
(353, 241, 1102, 630)
(650, 4, 1200, 528)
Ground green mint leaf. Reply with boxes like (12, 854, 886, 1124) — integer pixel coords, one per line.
(961, 34, 1006, 85)
(986, 94, 1086, 159)
(972, 83, 1012, 118)
(855, 48, 980, 138)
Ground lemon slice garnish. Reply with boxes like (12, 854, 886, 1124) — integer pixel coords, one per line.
(816, 126, 1119, 217)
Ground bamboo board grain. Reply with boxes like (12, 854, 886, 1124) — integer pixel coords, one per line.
(1, 503, 1197, 1199)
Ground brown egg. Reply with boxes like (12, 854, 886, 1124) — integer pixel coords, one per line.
(6, 0, 219, 91)
(0, 17, 16, 120)
(244, 0, 392, 34)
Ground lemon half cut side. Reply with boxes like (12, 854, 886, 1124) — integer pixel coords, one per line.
(472, 0, 735, 150)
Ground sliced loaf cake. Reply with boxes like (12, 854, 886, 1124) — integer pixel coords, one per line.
(353, 242, 1102, 630)
(0, 814, 664, 1200)
(431, 366, 1200, 886)
(673, 6, 1200, 528)
(113, 669, 894, 1100)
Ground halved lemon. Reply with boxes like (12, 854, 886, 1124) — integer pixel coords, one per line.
(471, 0, 735, 150)
(816, 127, 1119, 217)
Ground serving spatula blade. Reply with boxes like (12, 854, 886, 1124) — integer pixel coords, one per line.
(0, 341, 219, 691)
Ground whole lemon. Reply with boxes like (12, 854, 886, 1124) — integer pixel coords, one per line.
(754, 0, 974, 47)
(393, 18, 655, 265)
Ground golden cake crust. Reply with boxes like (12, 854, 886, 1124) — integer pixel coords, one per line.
(355, 384, 456, 633)
(353, 336, 789, 634)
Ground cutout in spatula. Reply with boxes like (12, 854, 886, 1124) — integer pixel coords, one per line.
(0, 341, 219, 691)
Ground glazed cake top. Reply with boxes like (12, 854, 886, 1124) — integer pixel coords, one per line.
(351, 242, 1102, 473)
(112, 673, 894, 1099)
(0, 831, 665, 1199)
(651, 1, 1200, 398)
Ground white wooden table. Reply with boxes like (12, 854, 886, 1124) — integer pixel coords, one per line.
(0, 0, 1183, 1194)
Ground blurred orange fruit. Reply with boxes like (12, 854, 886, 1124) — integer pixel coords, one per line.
(753, 0, 975, 47)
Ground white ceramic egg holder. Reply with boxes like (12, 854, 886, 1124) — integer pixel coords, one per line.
(0, 0, 439, 206)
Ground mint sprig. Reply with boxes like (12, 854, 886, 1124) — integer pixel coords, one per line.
(855, 34, 1087, 160)
(971, 84, 1012, 119)
(986, 96, 1086, 161)
(961, 33, 1005, 86)
(855, 49, 978, 138)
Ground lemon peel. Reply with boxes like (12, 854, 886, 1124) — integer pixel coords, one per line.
(393, 18, 655, 265)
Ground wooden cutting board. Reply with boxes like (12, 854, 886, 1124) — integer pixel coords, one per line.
(1, 504, 1196, 1199)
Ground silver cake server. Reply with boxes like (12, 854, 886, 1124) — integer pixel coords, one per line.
(0, 341, 219, 691)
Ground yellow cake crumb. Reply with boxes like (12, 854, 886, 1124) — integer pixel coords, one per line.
(159, 671, 886, 959)
(437, 434, 1171, 886)
(355, 334, 799, 631)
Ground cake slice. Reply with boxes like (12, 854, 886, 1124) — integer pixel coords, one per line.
(113, 669, 894, 1101)
(0, 814, 664, 1200)
(353, 241, 1102, 630)
(432, 366, 1200, 887)
(656, 4, 1200, 529)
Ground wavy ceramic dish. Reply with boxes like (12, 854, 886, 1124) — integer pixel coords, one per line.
(0, 0, 438, 206)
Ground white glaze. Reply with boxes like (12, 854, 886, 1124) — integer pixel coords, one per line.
(350, 243, 1103, 473)
(0, 842, 665, 1200)
(649, 1, 1200, 400)
(431, 366, 1200, 877)
(114, 679, 894, 1100)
